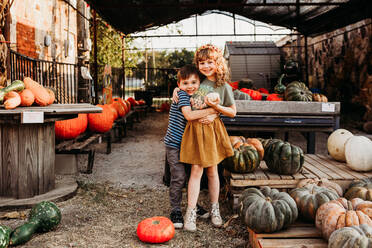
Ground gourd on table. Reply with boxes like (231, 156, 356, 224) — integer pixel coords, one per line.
(9, 201, 61, 246)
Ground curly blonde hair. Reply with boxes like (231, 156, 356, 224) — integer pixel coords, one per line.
(194, 44, 230, 87)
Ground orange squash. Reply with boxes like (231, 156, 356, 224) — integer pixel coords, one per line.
(315, 197, 372, 240)
(4, 91, 21, 109)
(312, 93, 328, 102)
(19, 89, 35, 106)
(23, 77, 50, 106)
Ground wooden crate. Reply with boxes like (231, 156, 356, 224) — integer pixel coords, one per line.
(225, 154, 372, 212)
(248, 222, 327, 248)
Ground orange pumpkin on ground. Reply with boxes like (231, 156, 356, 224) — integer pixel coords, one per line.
(19, 89, 35, 106)
(88, 104, 114, 133)
(137, 216, 175, 243)
(55, 114, 88, 140)
(23, 77, 50, 106)
(4, 91, 21, 109)
(315, 197, 372, 240)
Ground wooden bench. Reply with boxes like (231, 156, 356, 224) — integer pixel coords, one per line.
(55, 132, 108, 174)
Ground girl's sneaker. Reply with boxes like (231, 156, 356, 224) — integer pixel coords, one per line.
(211, 203, 223, 227)
(196, 204, 210, 219)
(184, 207, 197, 232)
(170, 209, 184, 229)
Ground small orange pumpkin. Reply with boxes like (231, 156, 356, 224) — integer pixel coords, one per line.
(137, 216, 175, 243)
(19, 89, 35, 106)
(4, 91, 21, 109)
(246, 138, 264, 160)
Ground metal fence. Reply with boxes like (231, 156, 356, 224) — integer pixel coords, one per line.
(96, 66, 177, 108)
(10, 50, 78, 103)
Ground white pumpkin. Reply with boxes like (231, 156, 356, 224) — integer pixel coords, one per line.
(327, 129, 353, 162)
(345, 136, 372, 171)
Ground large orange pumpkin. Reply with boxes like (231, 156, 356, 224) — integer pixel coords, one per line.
(112, 97, 127, 115)
(88, 104, 114, 133)
(127, 97, 137, 106)
(111, 101, 125, 117)
(107, 103, 119, 120)
(137, 216, 175, 243)
(55, 114, 88, 140)
(315, 197, 372, 240)
(124, 99, 131, 112)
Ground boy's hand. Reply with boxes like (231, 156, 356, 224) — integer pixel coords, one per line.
(172, 87, 180, 103)
(199, 113, 218, 124)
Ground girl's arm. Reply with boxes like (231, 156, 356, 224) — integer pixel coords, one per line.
(205, 97, 237, 117)
(181, 106, 217, 121)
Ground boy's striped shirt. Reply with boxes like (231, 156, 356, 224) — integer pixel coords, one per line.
(164, 90, 191, 149)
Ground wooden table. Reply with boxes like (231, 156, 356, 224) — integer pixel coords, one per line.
(221, 101, 341, 153)
(0, 104, 101, 199)
(226, 154, 372, 211)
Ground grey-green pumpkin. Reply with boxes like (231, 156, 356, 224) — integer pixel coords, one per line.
(289, 185, 339, 221)
(222, 145, 260, 173)
(239, 186, 298, 233)
(284, 81, 312, 101)
(344, 178, 372, 201)
(233, 90, 251, 100)
(328, 224, 372, 248)
(263, 140, 304, 175)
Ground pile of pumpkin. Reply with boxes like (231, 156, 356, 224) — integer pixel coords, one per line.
(238, 177, 372, 247)
(0, 77, 55, 109)
(0, 201, 61, 247)
(55, 97, 139, 140)
(221, 136, 304, 175)
(229, 73, 328, 102)
(327, 128, 372, 172)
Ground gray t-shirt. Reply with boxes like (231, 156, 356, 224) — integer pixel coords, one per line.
(201, 79, 235, 107)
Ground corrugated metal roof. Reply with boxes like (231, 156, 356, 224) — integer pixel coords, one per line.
(86, 0, 370, 37)
(225, 41, 281, 55)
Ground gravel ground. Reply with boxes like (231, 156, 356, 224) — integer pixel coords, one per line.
(1, 110, 364, 247)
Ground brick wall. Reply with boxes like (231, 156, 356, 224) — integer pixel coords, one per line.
(16, 22, 36, 58)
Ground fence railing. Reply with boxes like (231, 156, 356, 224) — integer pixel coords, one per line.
(10, 50, 78, 104)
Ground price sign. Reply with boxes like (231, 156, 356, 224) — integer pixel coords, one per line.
(21, 112, 44, 123)
(321, 103, 335, 112)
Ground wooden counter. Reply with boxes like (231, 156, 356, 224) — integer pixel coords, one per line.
(222, 101, 341, 153)
(0, 104, 101, 199)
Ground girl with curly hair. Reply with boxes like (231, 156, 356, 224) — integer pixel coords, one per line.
(179, 44, 237, 231)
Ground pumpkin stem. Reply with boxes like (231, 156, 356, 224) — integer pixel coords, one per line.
(347, 201, 353, 211)
(265, 196, 272, 202)
(152, 220, 160, 225)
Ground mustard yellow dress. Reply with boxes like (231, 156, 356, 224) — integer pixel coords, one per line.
(179, 79, 235, 167)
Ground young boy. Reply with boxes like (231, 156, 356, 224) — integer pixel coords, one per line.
(164, 65, 217, 228)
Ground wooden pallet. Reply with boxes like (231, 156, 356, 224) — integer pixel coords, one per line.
(225, 154, 372, 211)
(248, 222, 327, 248)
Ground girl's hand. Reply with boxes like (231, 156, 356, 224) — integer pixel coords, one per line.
(172, 87, 180, 103)
(205, 93, 220, 107)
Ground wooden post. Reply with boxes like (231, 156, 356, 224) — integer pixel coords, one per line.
(121, 36, 126, 98)
(93, 10, 99, 104)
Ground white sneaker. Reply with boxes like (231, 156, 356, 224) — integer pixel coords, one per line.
(211, 203, 223, 227)
(184, 207, 197, 232)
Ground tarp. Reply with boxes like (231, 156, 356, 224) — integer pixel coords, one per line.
(86, 0, 371, 36)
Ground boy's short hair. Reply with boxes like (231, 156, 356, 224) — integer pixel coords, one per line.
(177, 65, 200, 85)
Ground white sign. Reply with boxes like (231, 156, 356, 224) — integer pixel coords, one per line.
(321, 103, 335, 112)
(21, 112, 44, 123)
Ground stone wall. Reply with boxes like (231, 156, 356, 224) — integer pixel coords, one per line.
(277, 19, 372, 121)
